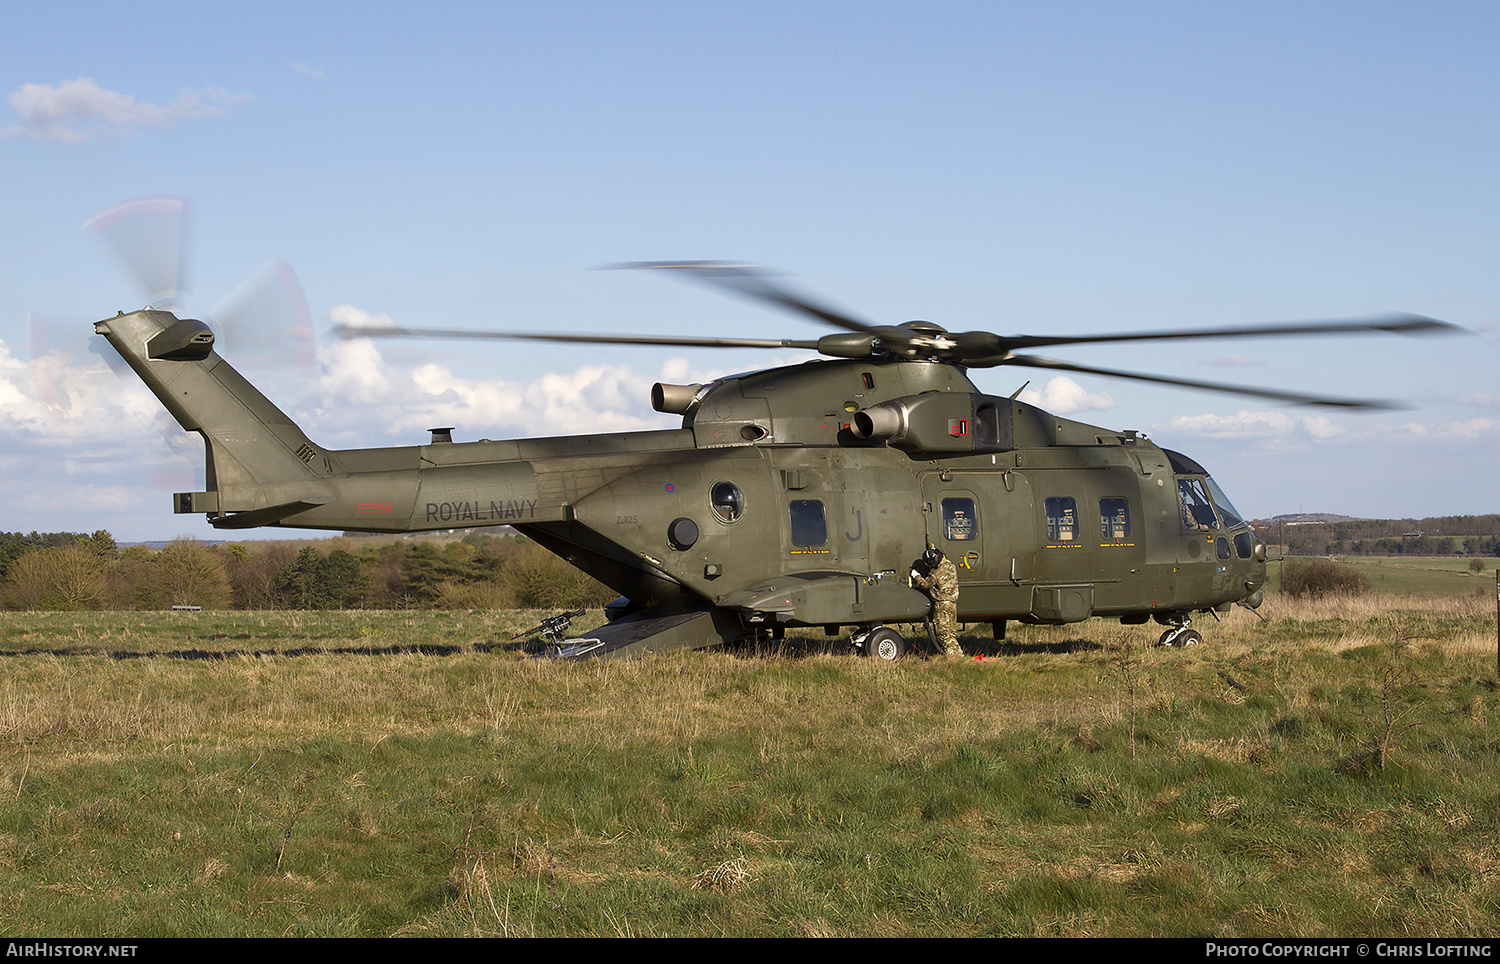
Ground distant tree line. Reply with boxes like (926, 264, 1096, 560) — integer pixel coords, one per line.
(6, 511, 1497, 612)
(1258, 515, 1500, 558)
(1, 530, 615, 612)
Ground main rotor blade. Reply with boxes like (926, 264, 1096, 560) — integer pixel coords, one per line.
(332, 322, 820, 351)
(999, 313, 1460, 352)
(609, 261, 883, 336)
(1002, 353, 1398, 409)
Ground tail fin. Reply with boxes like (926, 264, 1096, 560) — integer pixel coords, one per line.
(95, 309, 333, 523)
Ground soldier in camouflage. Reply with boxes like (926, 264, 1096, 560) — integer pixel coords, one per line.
(913, 546, 962, 658)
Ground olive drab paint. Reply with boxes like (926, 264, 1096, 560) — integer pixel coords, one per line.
(97, 306, 1275, 660)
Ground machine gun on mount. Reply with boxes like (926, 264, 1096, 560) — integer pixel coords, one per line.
(512, 608, 587, 651)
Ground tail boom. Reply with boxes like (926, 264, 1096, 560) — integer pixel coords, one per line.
(95, 308, 696, 534)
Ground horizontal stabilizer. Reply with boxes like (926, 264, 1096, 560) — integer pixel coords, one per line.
(209, 497, 333, 529)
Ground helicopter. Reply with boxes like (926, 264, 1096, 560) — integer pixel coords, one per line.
(93, 260, 1457, 660)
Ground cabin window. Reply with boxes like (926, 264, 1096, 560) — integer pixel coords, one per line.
(710, 481, 744, 524)
(941, 498, 978, 541)
(1217, 536, 1231, 560)
(789, 500, 827, 547)
(1178, 479, 1219, 531)
(1045, 497, 1079, 544)
(1234, 532, 1254, 559)
(1099, 497, 1131, 540)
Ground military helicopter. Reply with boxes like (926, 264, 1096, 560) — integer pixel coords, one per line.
(94, 260, 1455, 659)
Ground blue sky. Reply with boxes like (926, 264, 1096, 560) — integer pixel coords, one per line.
(2, 1, 1496, 542)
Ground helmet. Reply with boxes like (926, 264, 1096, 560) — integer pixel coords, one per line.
(922, 546, 943, 568)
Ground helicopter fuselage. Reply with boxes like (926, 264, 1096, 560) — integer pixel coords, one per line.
(97, 308, 1266, 656)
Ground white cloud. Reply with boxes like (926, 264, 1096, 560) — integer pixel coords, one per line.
(308, 311, 686, 445)
(1018, 376, 1115, 414)
(1155, 408, 1500, 449)
(2, 77, 247, 143)
(0, 338, 163, 442)
(310, 348, 671, 442)
(316, 335, 395, 406)
(1396, 417, 1500, 440)
(326, 304, 391, 329)
(1159, 410, 1341, 442)
(0, 336, 199, 537)
(310, 305, 817, 445)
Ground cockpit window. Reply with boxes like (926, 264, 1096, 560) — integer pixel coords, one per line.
(1178, 479, 1219, 531)
(1204, 477, 1246, 529)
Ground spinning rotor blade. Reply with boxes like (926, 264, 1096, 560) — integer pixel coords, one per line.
(608, 261, 882, 335)
(332, 321, 819, 351)
(87, 197, 316, 374)
(84, 196, 190, 310)
(335, 257, 1456, 410)
(618, 262, 1461, 366)
(1002, 353, 1397, 410)
(207, 258, 316, 372)
(85, 197, 313, 487)
(994, 313, 1460, 352)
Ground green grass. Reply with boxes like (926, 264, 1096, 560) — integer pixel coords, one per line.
(0, 599, 1495, 937)
(1266, 554, 1500, 596)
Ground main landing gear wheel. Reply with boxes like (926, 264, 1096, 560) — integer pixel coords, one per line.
(862, 627, 908, 662)
(1158, 627, 1203, 647)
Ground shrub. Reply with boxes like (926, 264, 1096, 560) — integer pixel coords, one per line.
(1281, 558, 1369, 599)
(5, 543, 106, 610)
(504, 543, 615, 609)
(154, 537, 232, 609)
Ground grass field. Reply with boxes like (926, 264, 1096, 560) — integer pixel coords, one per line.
(0, 588, 1495, 937)
(1268, 554, 1500, 596)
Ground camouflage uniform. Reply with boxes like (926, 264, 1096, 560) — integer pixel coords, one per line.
(914, 554, 963, 658)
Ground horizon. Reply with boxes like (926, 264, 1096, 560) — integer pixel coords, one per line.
(14, 507, 1500, 551)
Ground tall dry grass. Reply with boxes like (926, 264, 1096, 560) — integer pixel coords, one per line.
(0, 597, 1493, 937)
